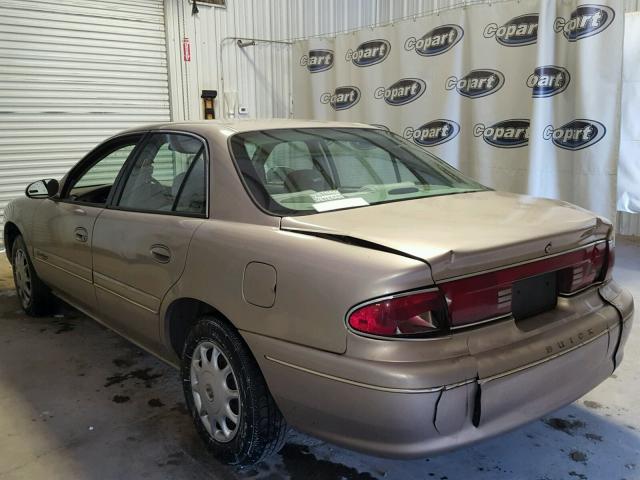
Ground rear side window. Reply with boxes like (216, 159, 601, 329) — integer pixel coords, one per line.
(117, 133, 206, 215)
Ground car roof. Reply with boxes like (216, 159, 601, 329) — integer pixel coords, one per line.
(119, 119, 379, 135)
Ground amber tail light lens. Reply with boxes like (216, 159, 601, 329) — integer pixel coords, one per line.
(348, 291, 446, 336)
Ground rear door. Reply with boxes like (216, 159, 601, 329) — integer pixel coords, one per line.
(32, 134, 143, 315)
(91, 131, 207, 351)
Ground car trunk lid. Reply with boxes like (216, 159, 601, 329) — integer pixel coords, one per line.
(280, 190, 611, 282)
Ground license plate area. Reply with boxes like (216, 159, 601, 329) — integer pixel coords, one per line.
(512, 272, 557, 321)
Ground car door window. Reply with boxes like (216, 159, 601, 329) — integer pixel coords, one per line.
(65, 137, 141, 205)
(117, 133, 206, 215)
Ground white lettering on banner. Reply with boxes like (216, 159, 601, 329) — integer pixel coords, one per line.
(405, 30, 456, 50)
(446, 75, 498, 91)
(405, 124, 452, 141)
(554, 11, 603, 34)
(345, 45, 386, 62)
(320, 91, 356, 105)
(374, 84, 419, 100)
(543, 125, 594, 142)
(483, 22, 536, 40)
(526, 72, 565, 88)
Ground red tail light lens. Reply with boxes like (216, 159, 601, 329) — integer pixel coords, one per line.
(557, 241, 611, 293)
(349, 241, 613, 337)
(440, 241, 613, 327)
(348, 291, 446, 336)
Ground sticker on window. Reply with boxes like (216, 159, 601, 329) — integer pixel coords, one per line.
(312, 197, 369, 212)
(310, 190, 344, 203)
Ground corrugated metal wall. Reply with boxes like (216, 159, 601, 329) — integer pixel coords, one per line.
(0, 0, 170, 230)
(165, 0, 293, 121)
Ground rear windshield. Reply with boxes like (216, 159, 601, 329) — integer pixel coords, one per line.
(229, 128, 487, 215)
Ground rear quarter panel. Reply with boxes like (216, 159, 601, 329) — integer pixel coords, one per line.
(161, 220, 432, 354)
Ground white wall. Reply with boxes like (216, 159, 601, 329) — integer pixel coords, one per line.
(165, 0, 640, 122)
(165, 0, 520, 121)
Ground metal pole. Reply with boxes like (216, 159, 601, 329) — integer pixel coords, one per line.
(219, 36, 294, 119)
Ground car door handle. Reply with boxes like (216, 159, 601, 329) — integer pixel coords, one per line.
(150, 245, 171, 263)
(74, 227, 88, 243)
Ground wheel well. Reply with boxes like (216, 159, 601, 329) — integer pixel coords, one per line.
(166, 298, 236, 358)
(3, 222, 20, 260)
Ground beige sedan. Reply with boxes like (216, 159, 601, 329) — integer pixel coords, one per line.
(3, 120, 634, 465)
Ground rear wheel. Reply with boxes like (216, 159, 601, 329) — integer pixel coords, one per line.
(11, 235, 53, 316)
(181, 315, 288, 465)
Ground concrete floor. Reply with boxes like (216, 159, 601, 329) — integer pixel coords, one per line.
(0, 240, 638, 480)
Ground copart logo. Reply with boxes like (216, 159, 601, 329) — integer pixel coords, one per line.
(320, 86, 361, 111)
(300, 49, 334, 73)
(554, 4, 615, 41)
(527, 65, 570, 98)
(445, 69, 505, 98)
(403, 120, 460, 147)
(374, 78, 426, 106)
(404, 24, 464, 57)
(483, 14, 539, 46)
(543, 119, 606, 150)
(474, 119, 530, 148)
(345, 39, 390, 67)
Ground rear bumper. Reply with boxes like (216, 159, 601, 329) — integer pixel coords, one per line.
(244, 282, 634, 458)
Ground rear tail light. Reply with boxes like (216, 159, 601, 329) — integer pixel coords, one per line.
(557, 241, 612, 294)
(348, 240, 613, 337)
(348, 290, 447, 336)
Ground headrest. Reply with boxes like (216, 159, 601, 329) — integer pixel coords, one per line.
(169, 135, 202, 155)
(285, 169, 331, 192)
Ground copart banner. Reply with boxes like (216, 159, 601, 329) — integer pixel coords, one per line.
(618, 12, 640, 213)
(292, 0, 623, 220)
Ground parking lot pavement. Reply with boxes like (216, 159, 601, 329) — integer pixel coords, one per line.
(0, 240, 638, 480)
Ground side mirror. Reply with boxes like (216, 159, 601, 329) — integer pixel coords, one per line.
(26, 179, 59, 199)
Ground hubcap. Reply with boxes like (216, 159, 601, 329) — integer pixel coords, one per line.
(190, 341, 241, 443)
(14, 249, 32, 308)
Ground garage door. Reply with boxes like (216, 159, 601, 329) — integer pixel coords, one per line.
(0, 0, 171, 233)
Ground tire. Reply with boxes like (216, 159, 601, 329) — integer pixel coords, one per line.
(11, 235, 54, 316)
(181, 315, 288, 466)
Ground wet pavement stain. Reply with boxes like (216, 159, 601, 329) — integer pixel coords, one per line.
(104, 368, 163, 388)
(279, 443, 378, 480)
(569, 450, 588, 463)
(543, 417, 586, 436)
(148, 398, 165, 408)
(158, 451, 185, 467)
(170, 401, 189, 415)
(584, 433, 603, 442)
(113, 357, 137, 369)
(112, 395, 130, 404)
(568, 472, 588, 479)
(53, 321, 75, 334)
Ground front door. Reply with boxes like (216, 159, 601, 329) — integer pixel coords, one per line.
(32, 134, 143, 315)
(91, 131, 207, 351)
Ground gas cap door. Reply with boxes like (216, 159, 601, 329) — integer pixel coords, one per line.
(243, 262, 277, 308)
